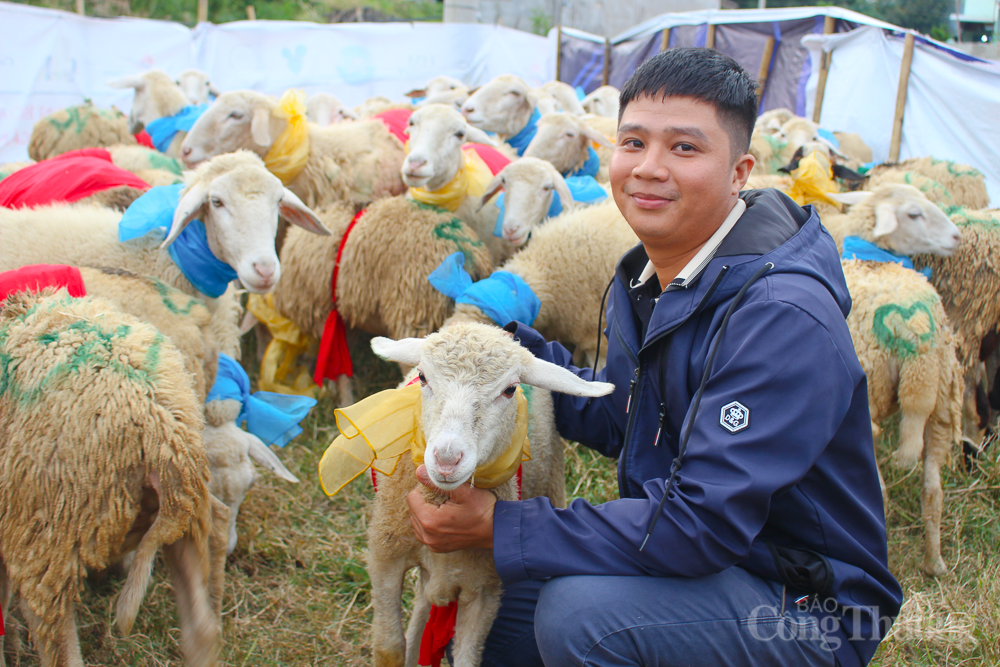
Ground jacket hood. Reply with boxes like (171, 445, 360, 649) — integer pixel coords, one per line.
(614, 188, 852, 344)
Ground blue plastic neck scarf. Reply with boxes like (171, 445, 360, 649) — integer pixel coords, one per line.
(207, 353, 317, 447)
(493, 175, 607, 237)
(506, 108, 541, 157)
(145, 104, 209, 153)
(566, 146, 599, 179)
(428, 252, 540, 326)
(118, 184, 239, 298)
(841, 236, 932, 278)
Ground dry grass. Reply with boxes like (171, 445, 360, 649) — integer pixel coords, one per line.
(3, 337, 999, 666)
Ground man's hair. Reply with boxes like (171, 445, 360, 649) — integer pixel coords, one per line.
(618, 47, 758, 160)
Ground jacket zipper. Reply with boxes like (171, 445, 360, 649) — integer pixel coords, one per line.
(618, 367, 641, 495)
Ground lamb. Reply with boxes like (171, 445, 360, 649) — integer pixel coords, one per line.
(405, 75, 465, 100)
(522, 112, 614, 183)
(28, 101, 137, 161)
(356, 96, 416, 119)
(535, 81, 586, 115)
(319, 322, 613, 667)
(581, 85, 620, 118)
(0, 287, 227, 667)
(754, 107, 796, 134)
(176, 68, 221, 105)
(107, 69, 192, 156)
(0, 150, 329, 358)
(402, 104, 516, 263)
(461, 75, 540, 156)
(180, 90, 408, 209)
(306, 92, 359, 125)
(864, 157, 989, 210)
(482, 157, 575, 246)
(444, 197, 639, 370)
(419, 86, 471, 112)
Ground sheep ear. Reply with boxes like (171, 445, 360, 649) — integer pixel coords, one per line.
(107, 74, 147, 91)
(872, 202, 899, 238)
(161, 183, 207, 248)
(246, 432, 300, 483)
(208, 82, 222, 97)
(581, 123, 613, 149)
(521, 356, 614, 397)
(251, 106, 272, 146)
(479, 173, 504, 211)
(371, 336, 424, 365)
(405, 88, 428, 99)
(340, 107, 359, 120)
(552, 174, 573, 213)
(826, 191, 873, 207)
(279, 188, 330, 236)
(463, 125, 498, 147)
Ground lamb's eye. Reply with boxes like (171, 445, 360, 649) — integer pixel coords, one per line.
(455, 131, 465, 139)
(211, 197, 223, 208)
(908, 211, 921, 219)
(418, 371, 427, 386)
(228, 111, 243, 120)
(543, 184, 553, 191)
(502, 385, 517, 398)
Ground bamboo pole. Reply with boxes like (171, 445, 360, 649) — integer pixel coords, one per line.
(75, 0, 84, 14)
(246, 4, 255, 19)
(705, 23, 715, 49)
(660, 27, 671, 52)
(889, 32, 916, 163)
(554, 26, 563, 82)
(811, 15, 836, 123)
(197, 0, 207, 23)
(756, 36, 776, 105)
(603, 37, 611, 86)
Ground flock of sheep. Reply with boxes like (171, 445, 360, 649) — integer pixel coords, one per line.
(0, 65, 995, 666)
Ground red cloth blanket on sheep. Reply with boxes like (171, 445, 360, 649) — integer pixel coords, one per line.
(0, 149, 149, 209)
(0, 265, 86, 305)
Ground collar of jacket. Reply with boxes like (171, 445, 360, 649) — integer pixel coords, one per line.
(612, 189, 841, 352)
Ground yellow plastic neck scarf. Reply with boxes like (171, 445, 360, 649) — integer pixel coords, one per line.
(319, 382, 531, 497)
(408, 146, 495, 213)
(245, 293, 322, 398)
(785, 151, 842, 209)
(264, 89, 311, 185)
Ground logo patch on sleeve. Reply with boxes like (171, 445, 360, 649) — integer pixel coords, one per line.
(720, 401, 749, 433)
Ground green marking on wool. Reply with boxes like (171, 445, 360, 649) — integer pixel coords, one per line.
(903, 173, 951, 201)
(929, 157, 982, 179)
(433, 218, 484, 266)
(872, 301, 937, 359)
(48, 107, 88, 134)
(949, 207, 1000, 231)
(149, 277, 203, 316)
(147, 152, 184, 176)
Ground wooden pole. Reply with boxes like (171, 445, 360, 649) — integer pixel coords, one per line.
(75, 0, 84, 14)
(889, 32, 916, 163)
(811, 15, 837, 123)
(246, 4, 255, 19)
(756, 36, 776, 105)
(705, 23, 716, 49)
(603, 37, 611, 86)
(660, 27, 671, 52)
(197, 0, 207, 23)
(555, 25, 562, 82)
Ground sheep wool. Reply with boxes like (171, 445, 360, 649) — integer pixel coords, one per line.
(866, 157, 989, 210)
(28, 102, 138, 162)
(0, 289, 223, 665)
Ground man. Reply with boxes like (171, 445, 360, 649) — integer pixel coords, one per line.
(407, 48, 902, 666)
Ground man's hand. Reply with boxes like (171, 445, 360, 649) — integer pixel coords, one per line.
(407, 464, 496, 553)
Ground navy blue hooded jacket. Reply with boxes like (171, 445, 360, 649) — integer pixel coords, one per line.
(494, 189, 902, 666)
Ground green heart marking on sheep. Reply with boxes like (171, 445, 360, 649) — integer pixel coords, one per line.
(48, 107, 88, 134)
(433, 218, 484, 266)
(872, 301, 936, 359)
(149, 277, 205, 316)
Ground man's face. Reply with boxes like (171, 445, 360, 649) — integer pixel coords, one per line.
(610, 95, 752, 247)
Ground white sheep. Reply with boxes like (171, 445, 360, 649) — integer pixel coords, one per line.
(461, 75, 540, 156)
(521, 112, 614, 183)
(535, 81, 586, 116)
(480, 157, 574, 247)
(323, 322, 613, 667)
(865, 157, 990, 210)
(419, 86, 471, 112)
(405, 75, 465, 100)
(180, 90, 408, 210)
(107, 69, 192, 156)
(402, 104, 517, 264)
(28, 101, 137, 161)
(581, 85, 620, 118)
(306, 92, 359, 125)
(0, 287, 228, 667)
(176, 68, 221, 106)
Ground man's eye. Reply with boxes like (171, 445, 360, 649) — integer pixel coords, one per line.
(623, 139, 643, 149)
(676, 143, 696, 152)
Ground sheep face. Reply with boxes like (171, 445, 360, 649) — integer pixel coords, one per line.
(180, 91, 279, 168)
(306, 93, 358, 125)
(523, 113, 612, 177)
(419, 87, 470, 112)
(537, 81, 586, 116)
(582, 86, 620, 119)
(402, 104, 496, 191)
(480, 158, 572, 246)
(461, 75, 535, 136)
(176, 69, 220, 106)
(372, 322, 614, 491)
(107, 69, 189, 134)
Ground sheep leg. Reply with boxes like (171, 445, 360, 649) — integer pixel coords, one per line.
(0, 558, 9, 667)
(163, 535, 221, 667)
(336, 373, 355, 407)
(18, 599, 84, 667)
(370, 556, 411, 667)
(921, 418, 950, 577)
(450, 590, 502, 667)
(894, 358, 937, 468)
(402, 568, 432, 667)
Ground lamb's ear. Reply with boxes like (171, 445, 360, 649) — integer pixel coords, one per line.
(826, 191, 872, 207)
(832, 163, 866, 181)
(371, 336, 424, 365)
(251, 106, 272, 146)
(552, 174, 573, 213)
(405, 88, 427, 99)
(161, 183, 207, 248)
(463, 125, 498, 147)
(246, 433, 300, 483)
(872, 202, 899, 238)
(208, 82, 222, 97)
(581, 123, 613, 149)
(479, 173, 504, 211)
(521, 357, 614, 397)
(107, 74, 146, 91)
(279, 188, 330, 236)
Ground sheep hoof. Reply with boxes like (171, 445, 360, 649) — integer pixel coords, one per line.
(922, 556, 947, 577)
(373, 647, 406, 667)
(891, 448, 921, 469)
